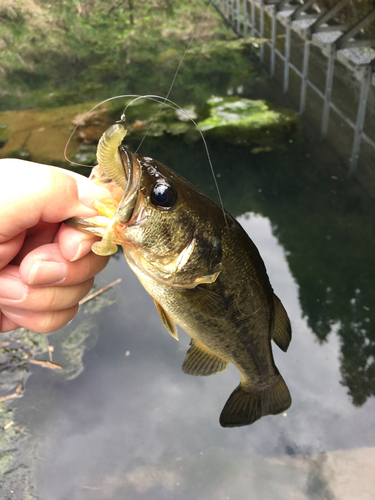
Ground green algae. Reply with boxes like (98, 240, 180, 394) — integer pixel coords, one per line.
(197, 96, 298, 151)
(60, 321, 100, 381)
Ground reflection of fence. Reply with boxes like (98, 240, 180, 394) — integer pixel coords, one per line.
(212, 0, 375, 178)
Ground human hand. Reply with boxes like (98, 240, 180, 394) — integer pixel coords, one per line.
(0, 159, 111, 333)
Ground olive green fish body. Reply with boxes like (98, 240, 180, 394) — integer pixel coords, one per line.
(113, 149, 291, 427)
(66, 122, 292, 427)
(121, 172, 291, 426)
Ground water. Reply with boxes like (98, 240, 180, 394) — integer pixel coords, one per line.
(2, 128, 375, 499)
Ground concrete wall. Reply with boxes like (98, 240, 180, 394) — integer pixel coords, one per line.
(214, 0, 375, 193)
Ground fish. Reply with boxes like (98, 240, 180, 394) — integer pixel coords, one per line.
(65, 119, 292, 427)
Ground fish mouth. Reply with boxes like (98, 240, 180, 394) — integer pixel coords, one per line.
(111, 146, 140, 224)
(65, 145, 141, 255)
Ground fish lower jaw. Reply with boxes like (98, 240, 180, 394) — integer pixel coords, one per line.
(64, 216, 109, 237)
(87, 215, 112, 228)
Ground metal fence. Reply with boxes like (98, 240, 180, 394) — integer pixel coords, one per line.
(212, 0, 375, 176)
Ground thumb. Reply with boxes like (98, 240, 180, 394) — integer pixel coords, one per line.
(0, 159, 110, 243)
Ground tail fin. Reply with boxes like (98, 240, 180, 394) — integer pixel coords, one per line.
(219, 376, 291, 428)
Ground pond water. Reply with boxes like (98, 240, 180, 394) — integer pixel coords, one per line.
(2, 124, 375, 499)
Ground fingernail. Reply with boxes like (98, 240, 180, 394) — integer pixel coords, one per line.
(69, 238, 95, 262)
(70, 241, 83, 262)
(28, 260, 67, 285)
(77, 182, 110, 210)
(0, 275, 26, 301)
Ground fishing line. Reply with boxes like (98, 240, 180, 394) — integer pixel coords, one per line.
(135, 0, 214, 153)
(65, 0, 214, 163)
(123, 94, 228, 231)
(64, 0, 228, 229)
(129, 0, 228, 230)
(64, 94, 142, 167)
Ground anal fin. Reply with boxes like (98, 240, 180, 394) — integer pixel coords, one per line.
(153, 299, 178, 340)
(182, 339, 228, 376)
(272, 294, 292, 352)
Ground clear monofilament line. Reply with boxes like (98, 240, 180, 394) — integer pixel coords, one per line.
(135, 0, 214, 153)
(124, 94, 228, 232)
(64, 0, 227, 230)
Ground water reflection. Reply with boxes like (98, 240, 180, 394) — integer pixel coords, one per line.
(2, 127, 375, 497)
(141, 134, 375, 408)
(11, 211, 375, 499)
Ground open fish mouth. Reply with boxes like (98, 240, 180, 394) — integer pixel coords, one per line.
(65, 122, 141, 256)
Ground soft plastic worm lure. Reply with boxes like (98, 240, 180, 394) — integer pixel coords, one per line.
(91, 117, 134, 256)
(96, 117, 127, 190)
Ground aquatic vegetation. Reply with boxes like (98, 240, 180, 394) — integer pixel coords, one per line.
(0, 97, 298, 165)
(198, 96, 298, 151)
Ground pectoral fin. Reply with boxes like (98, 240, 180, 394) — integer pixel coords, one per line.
(180, 285, 229, 318)
(153, 299, 178, 340)
(272, 294, 292, 352)
(182, 339, 228, 376)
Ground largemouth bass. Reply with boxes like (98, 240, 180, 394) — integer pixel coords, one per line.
(66, 120, 292, 427)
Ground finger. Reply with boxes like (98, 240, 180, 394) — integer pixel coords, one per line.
(0, 312, 19, 333)
(0, 231, 26, 269)
(0, 305, 79, 334)
(56, 223, 102, 262)
(10, 222, 60, 266)
(19, 243, 110, 286)
(0, 269, 94, 311)
(0, 159, 110, 242)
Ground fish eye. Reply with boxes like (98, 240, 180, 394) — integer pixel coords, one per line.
(150, 182, 177, 210)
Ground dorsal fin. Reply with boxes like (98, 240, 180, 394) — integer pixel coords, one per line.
(272, 294, 292, 352)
